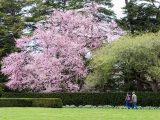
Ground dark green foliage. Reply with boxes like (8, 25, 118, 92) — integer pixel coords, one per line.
(0, 0, 27, 38)
(0, 83, 5, 93)
(0, 92, 1, 97)
(28, 0, 69, 22)
(1, 92, 160, 106)
(1, 92, 125, 106)
(0, 98, 62, 108)
(119, 0, 160, 34)
(68, 0, 113, 10)
(67, 0, 84, 9)
(0, 98, 32, 107)
(30, 0, 115, 23)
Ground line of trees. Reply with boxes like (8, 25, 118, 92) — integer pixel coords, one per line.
(1, 0, 160, 92)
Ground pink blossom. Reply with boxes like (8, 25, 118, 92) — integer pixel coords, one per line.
(1, 4, 124, 92)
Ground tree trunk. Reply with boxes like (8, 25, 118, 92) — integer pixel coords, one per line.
(125, 0, 135, 34)
(125, 0, 128, 5)
(156, 6, 160, 21)
(149, 82, 158, 92)
(135, 73, 159, 92)
(151, 0, 160, 21)
(63, 0, 67, 11)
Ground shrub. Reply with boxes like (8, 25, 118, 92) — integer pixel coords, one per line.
(1, 92, 125, 106)
(1, 92, 160, 107)
(0, 83, 4, 92)
(0, 83, 5, 97)
(0, 98, 62, 108)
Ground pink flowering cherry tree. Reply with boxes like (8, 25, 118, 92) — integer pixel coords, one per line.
(1, 4, 124, 92)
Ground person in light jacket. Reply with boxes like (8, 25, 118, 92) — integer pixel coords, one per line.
(132, 91, 137, 109)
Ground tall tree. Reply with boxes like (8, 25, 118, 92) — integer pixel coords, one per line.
(86, 32, 160, 92)
(118, 0, 160, 34)
(1, 4, 124, 92)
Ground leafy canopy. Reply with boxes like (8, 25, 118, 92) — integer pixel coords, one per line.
(1, 4, 124, 92)
(86, 32, 160, 92)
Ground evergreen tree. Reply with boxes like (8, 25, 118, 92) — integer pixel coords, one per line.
(119, 0, 160, 34)
(29, 0, 115, 23)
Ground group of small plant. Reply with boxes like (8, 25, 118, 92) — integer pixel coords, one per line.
(63, 105, 160, 110)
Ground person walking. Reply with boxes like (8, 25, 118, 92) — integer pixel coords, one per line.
(125, 92, 131, 109)
(132, 91, 137, 109)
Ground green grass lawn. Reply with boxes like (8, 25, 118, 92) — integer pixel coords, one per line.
(0, 108, 159, 120)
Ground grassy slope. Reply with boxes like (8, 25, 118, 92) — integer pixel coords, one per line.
(0, 108, 160, 120)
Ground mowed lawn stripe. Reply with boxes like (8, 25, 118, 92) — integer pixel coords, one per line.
(0, 108, 160, 120)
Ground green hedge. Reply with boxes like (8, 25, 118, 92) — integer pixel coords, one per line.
(0, 98, 62, 108)
(1, 92, 160, 107)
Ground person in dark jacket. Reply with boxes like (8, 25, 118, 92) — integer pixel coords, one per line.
(125, 92, 131, 109)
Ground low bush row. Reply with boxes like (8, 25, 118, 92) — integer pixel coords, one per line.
(63, 105, 160, 109)
(1, 92, 160, 107)
(0, 98, 62, 108)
